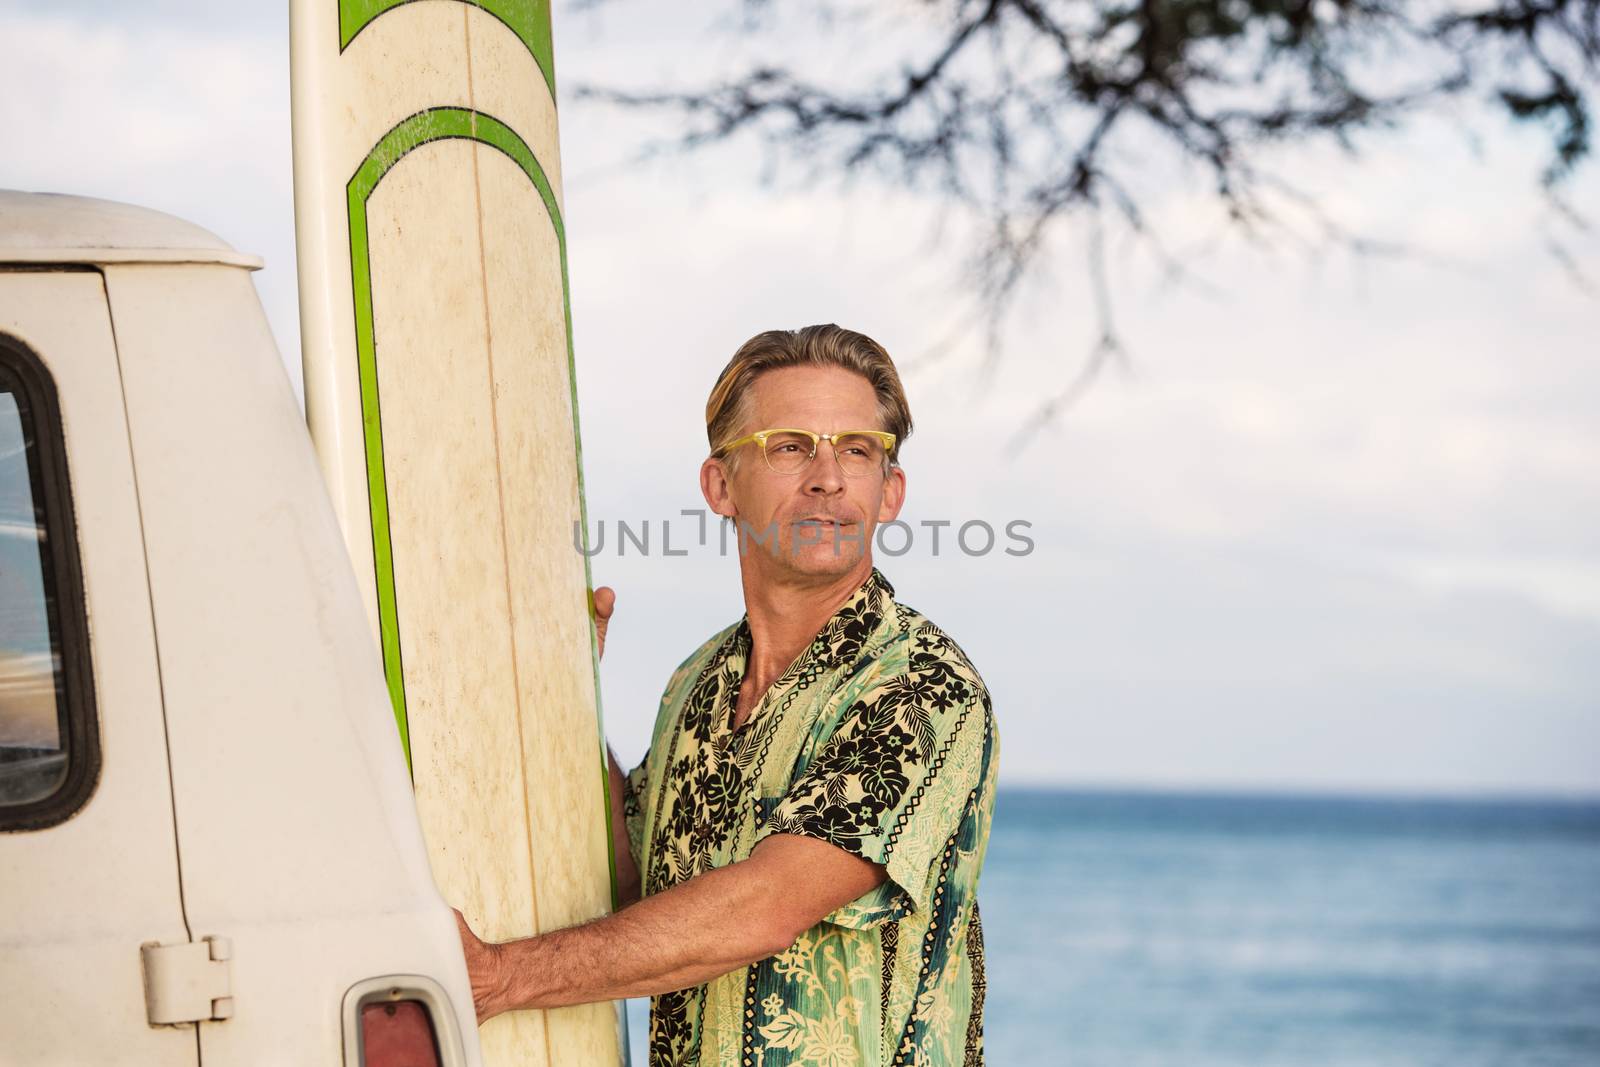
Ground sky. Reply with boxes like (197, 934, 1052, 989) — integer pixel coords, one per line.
(3, 1, 1597, 796)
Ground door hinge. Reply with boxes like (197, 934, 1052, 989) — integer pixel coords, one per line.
(140, 936, 234, 1026)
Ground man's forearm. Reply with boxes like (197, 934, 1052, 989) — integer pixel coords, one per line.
(483, 853, 795, 1014)
(459, 834, 887, 1021)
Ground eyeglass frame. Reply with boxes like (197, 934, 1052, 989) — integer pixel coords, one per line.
(713, 427, 898, 476)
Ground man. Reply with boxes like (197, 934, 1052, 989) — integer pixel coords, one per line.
(458, 325, 999, 1065)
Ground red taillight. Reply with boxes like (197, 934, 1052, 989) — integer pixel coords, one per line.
(359, 1000, 440, 1067)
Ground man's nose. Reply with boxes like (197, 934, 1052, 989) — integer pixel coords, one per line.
(803, 440, 847, 492)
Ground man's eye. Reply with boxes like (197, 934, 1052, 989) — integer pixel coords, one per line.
(772, 443, 804, 454)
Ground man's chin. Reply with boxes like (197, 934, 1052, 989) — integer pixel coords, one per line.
(782, 536, 869, 576)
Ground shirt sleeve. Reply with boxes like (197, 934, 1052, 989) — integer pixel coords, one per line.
(756, 644, 997, 930)
(622, 750, 650, 871)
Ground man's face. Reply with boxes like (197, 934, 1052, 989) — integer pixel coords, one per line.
(701, 365, 906, 582)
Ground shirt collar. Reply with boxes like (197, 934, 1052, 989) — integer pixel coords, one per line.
(727, 566, 897, 679)
(811, 566, 895, 672)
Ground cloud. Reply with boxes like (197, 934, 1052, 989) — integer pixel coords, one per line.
(559, 52, 1600, 795)
(0, 5, 302, 393)
(7, 4, 1593, 795)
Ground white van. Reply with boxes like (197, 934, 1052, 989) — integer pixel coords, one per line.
(0, 191, 481, 1067)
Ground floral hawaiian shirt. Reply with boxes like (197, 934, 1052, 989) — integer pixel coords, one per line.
(622, 568, 999, 1066)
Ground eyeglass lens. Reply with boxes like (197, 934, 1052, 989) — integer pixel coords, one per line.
(763, 432, 886, 475)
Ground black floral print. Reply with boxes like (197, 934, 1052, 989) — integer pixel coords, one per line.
(623, 569, 999, 1065)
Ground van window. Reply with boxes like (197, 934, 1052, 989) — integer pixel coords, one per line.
(0, 336, 97, 827)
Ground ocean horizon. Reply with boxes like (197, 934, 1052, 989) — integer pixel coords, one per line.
(627, 785, 1600, 1064)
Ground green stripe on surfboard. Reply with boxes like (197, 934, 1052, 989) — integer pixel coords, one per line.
(337, 0, 557, 97)
(344, 106, 618, 904)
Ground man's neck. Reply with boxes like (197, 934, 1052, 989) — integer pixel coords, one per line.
(739, 559, 874, 695)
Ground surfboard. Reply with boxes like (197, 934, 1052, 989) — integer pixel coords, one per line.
(288, 3, 621, 1064)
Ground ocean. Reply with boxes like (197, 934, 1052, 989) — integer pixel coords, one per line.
(625, 788, 1600, 1065)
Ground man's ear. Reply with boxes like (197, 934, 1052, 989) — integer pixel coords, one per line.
(877, 465, 907, 523)
(701, 456, 738, 520)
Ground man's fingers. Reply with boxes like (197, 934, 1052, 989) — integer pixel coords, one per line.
(453, 907, 498, 1023)
(593, 586, 616, 661)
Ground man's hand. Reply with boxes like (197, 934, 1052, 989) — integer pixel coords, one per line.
(592, 585, 615, 661)
(593, 585, 640, 909)
(454, 909, 507, 1023)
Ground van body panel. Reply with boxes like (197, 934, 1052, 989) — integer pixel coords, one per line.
(0, 270, 197, 1064)
(102, 262, 480, 1064)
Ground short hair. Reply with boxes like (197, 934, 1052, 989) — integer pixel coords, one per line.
(705, 324, 913, 468)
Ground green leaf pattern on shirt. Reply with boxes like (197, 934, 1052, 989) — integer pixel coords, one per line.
(622, 569, 998, 1066)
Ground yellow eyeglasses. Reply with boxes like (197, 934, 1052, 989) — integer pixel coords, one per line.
(715, 428, 897, 477)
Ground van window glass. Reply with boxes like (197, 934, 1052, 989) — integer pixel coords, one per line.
(0, 355, 69, 806)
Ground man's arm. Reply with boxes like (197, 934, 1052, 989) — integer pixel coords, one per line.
(457, 833, 886, 1020)
(606, 746, 641, 908)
